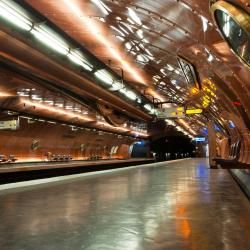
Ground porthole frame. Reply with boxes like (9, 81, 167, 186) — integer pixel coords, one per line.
(211, 0, 250, 68)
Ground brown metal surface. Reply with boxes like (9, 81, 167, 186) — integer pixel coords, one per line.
(0, 0, 249, 162)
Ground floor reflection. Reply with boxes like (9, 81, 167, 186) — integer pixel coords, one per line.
(1, 158, 250, 250)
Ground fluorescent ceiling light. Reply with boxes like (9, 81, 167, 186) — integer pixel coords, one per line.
(17, 92, 29, 96)
(125, 90, 137, 100)
(31, 26, 69, 55)
(110, 81, 124, 91)
(119, 88, 127, 94)
(144, 104, 153, 112)
(0, 0, 32, 30)
(67, 51, 93, 71)
(95, 69, 113, 85)
(31, 95, 42, 100)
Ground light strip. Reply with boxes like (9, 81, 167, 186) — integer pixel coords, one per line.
(31, 26, 69, 55)
(95, 69, 114, 85)
(144, 104, 154, 113)
(0, 0, 32, 30)
(67, 51, 93, 71)
(125, 90, 137, 101)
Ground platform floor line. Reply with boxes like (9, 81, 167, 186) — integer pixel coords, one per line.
(1, 158, 250, 250)
(0, 158, 188, 191)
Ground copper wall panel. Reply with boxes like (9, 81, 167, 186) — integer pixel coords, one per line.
(0, 118, 134, 162)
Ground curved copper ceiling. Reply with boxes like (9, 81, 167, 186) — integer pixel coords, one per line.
(0, 0, 248, 141)
(23, 0, 250, 135)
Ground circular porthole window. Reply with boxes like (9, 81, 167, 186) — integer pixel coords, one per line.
(211, 1, 250, 67)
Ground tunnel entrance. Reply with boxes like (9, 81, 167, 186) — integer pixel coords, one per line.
(150, 136, 196, 162)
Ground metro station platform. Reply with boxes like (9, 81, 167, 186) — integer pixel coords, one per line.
(0, 158, 154, 184)
(1, 158, 250, 250)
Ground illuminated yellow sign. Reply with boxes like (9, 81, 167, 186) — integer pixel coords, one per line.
(201, 79, 217, 108)
(157, 107, 185, 118)
(191, 87, 199, 95)
(186, 109, 203, 115)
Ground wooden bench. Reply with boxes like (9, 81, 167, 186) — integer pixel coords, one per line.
(0, 155, 7, 163)
(213, 140, 249, 168)
(213, 140, 241, 168)
(8, 155, 17, 163)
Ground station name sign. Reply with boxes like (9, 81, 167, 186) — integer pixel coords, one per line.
(157, 107, 185, 119)
(0, 120, 20, 130)
(194, 137, 206, 142)
(157, 107, 203, 119)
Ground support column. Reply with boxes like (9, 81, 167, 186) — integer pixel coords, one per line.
(208, 120, 217, 168)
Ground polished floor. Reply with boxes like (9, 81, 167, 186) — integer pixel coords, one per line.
(1, 158, 250, 250)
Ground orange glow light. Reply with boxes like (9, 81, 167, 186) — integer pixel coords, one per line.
(0, 91, 12, 97)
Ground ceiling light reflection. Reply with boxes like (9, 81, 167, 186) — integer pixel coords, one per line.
(23, 99, 93, 122)
(64, 0, 146, 84)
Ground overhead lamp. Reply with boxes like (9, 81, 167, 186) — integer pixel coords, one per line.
(94, 69, 114, 85)
(67, 51, 93, 71)
(44, 100, 54, 105)
(144, 104, 154, 113)
(119, 88, 127, 94)
(31, 95, 42, 100)
(125, 90, 137, 101)
(17, 91, 29, 97)
(31, 26, 69, 55)
(110, 81, 124, 91)
(0, 0, 32, 31)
